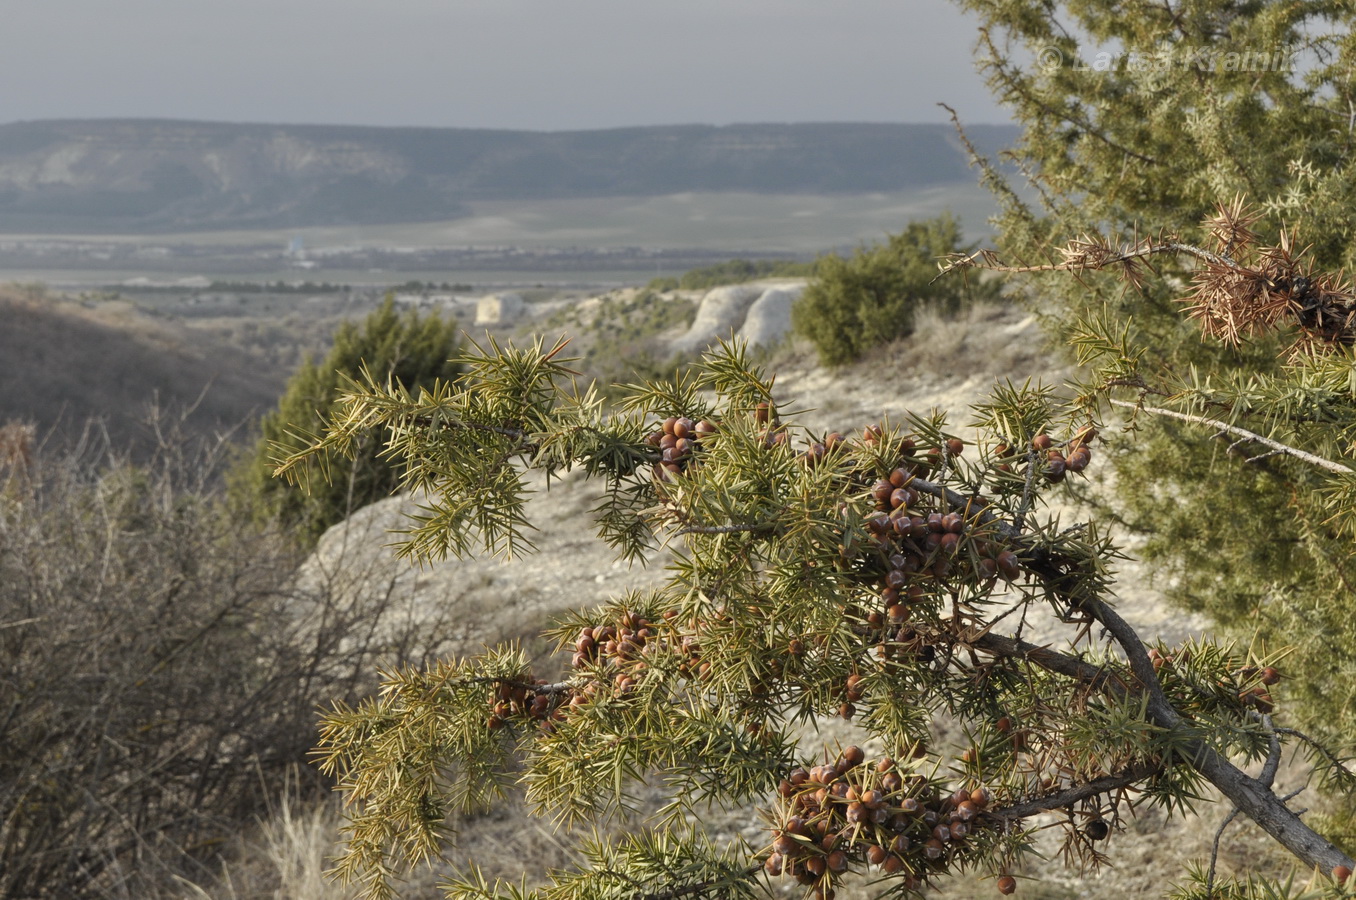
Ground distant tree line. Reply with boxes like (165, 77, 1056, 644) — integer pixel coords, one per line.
(648, 257, 816, 292)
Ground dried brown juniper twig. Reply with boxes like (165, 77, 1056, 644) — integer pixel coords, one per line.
(940, 196, 1356, 351)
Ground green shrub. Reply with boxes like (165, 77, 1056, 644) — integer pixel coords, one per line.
(231, 297, 459, 543)
(791, 215, 998, 366)
(645, 275, 680, 292)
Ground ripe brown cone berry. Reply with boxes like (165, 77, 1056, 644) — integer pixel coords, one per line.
(996, 550, 1020, 581)
(872, 480, 894, 505)
(997, 874, 1017, 894)
(1046, 453, 1067, 483)
(1066, 446, 1091, 473)
(1334, 865, 1352, 884)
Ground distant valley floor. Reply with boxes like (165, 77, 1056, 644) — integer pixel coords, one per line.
(0, 185, 1002, 289)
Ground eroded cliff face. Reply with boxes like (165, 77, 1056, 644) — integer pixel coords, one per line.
(0, 121, 442, 230)
(0, 119, 1020, 231)
(0, 121, 410, 190)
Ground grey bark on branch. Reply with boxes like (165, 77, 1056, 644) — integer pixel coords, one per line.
(1107, 398, 1353, 475)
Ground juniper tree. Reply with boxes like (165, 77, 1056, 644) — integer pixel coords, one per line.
(944, 197, 1356, 797)
(948, 0, 1356, 753)
(277, 326, 1356, 900)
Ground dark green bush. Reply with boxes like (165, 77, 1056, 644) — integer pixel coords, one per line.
(791, 215, 998, 366)
(231, 297, 459, 543)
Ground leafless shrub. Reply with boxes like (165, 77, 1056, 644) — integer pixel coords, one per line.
(0, 419, 459, 899)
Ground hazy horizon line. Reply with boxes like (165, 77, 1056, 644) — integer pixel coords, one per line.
(0, 115, 1019, 133)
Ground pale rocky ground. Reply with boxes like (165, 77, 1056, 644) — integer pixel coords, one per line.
(268, 298, 1309, 900)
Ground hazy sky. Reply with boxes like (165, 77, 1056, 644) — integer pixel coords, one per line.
(2, 1, 1008, 130)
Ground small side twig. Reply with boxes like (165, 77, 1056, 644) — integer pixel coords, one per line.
(1206, 806, 1243, 898)
(462, 675, 574, 695)
(936, 239, 1239, 283)
(1276, 726, 1356, 779)
(1108, 399, 1353, 475)
(1259, 715, 1282, 791)
(1015, 444, 1041, 531)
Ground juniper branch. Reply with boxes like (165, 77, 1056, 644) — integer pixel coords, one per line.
(628, 864, 762, 900)
(1276, 727, 1356, 780)
(673, 523, 774, 536)
(1077, 593, 1354, 873)
(971, 583, 1354, 872)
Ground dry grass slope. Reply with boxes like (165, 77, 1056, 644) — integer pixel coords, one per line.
(0, 286, 287, 456)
